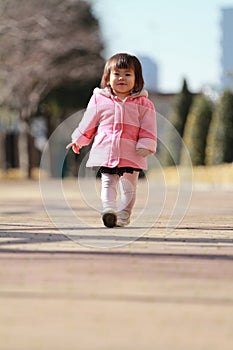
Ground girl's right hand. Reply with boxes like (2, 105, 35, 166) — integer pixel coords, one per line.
(66, 142, 80, 154)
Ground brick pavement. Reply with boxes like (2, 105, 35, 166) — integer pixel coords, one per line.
(0, 179, 233, 350)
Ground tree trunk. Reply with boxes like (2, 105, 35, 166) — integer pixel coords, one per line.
(18, 121, 29, 177)
(0, 131, 6, 172)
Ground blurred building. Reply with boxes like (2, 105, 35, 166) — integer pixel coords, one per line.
(138, 55, 159, 92)
(221, 7, 233, 90)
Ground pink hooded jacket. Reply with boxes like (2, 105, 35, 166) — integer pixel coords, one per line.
(71, 87, 157, 170)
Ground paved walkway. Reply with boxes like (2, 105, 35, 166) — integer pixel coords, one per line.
(0, 179, 233, 350)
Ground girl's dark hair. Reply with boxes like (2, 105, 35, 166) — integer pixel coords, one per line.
(100, 53, 144, 93)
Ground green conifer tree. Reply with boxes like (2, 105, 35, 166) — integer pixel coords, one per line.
(180, 95, 213, 166)
(206, 90, 233, 165)
(159, 79, 193, 166)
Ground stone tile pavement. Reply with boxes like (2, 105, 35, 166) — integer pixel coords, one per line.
(0, 179, 233, 350)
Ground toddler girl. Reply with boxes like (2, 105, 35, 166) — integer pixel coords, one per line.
(66, 53, 157, 227)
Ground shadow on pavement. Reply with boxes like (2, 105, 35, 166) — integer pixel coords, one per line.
(0, 222, 233, 261)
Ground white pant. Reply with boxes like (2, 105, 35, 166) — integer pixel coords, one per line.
(101, 172, 139, 214)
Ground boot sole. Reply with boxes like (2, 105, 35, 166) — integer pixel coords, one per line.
(102, 212, 117, 228)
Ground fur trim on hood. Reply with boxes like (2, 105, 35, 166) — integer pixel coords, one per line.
(93, 87, 148, 99)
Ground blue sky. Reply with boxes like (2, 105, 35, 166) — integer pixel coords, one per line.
(92, 0, 233, 93)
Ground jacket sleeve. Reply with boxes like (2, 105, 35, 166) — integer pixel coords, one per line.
(136, 100, 157, 153)
(71, 94, 99, 147)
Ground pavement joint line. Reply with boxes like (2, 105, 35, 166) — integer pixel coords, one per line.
(0, 248, 233, 260)
(0, 290, 233, 305)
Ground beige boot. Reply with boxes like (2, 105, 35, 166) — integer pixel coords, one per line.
(116, 210, 130, 227)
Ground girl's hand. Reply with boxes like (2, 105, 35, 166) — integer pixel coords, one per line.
(66, 142, 80, 154)
(136, 148, 152, 157)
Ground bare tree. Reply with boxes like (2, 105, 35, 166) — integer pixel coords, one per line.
(0, 0, 104, 119)
(0, 0, 104, 177)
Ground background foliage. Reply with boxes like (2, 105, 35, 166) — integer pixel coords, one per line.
(205, 90, 233, 165)
(180, 94, 213, 166)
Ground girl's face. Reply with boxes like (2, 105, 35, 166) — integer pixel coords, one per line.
(108, 67, 135, 100)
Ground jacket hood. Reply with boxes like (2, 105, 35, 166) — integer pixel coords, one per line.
(93, 87, 148, 99)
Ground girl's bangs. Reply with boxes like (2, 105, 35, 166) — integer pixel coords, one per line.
(110, 56, 133, 70)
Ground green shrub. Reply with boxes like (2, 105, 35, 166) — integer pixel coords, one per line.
(206, 90, 233, 165)
(180, 95, 213, 166)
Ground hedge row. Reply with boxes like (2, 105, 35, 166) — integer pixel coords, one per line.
(159, 83, 233, 167)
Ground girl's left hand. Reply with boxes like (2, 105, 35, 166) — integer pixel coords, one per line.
(136, 148, 152, 157)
